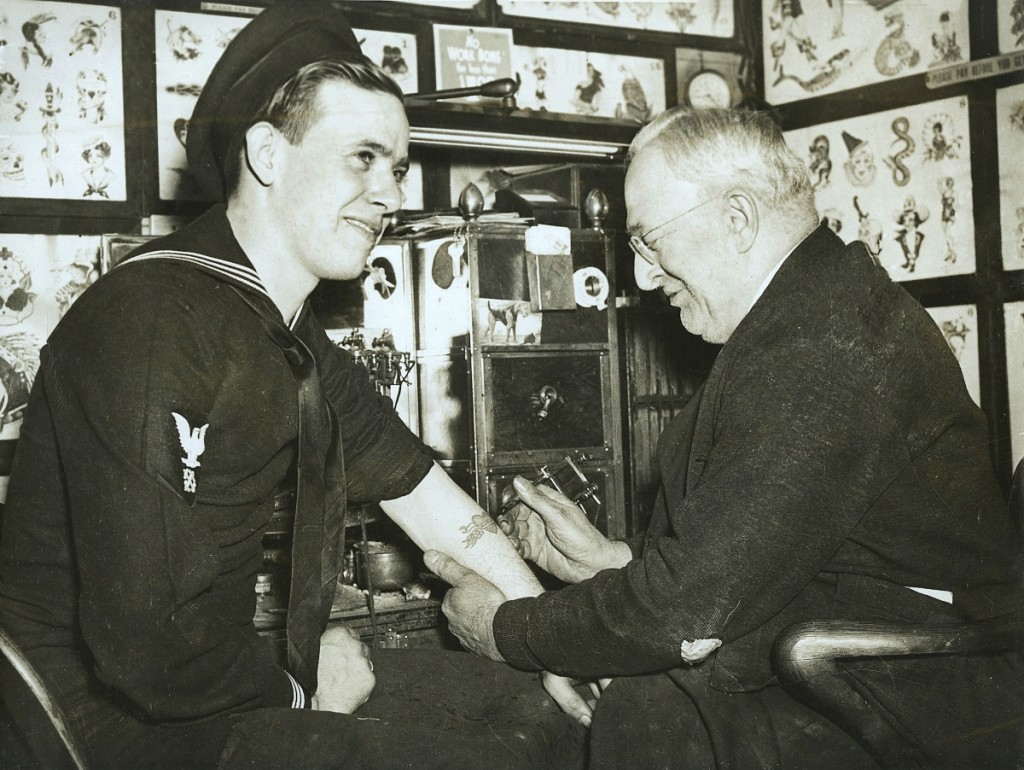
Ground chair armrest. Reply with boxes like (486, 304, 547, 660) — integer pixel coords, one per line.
(774, 618, 1024, 679)
(0, 625, 89, 769)
(771, 618, 1023, 770)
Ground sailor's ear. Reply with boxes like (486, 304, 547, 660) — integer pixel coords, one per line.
(242, 122, 278, 187)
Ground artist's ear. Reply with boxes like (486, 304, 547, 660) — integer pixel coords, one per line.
(726, 190, 758, 253)
(243, 122, 278, 188)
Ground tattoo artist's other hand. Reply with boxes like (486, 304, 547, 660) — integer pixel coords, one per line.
(311, 625, 375, 713)
(541, 672, 595, 727)
(424, 550, 504, 662)
(506, 476, 631, 584)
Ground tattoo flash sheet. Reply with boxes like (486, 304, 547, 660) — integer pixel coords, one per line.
(1005, 302, 1024, 468)
(155, 9, 419, 201)
(0, 234, 101, 440)
(785, 95, 975, 281)
(998, 0, 1024, 53)
(512, 45, 666, 123)
(925, 304, 981, 407)
(0, 0, 125, 201)
(499, 0, 734, 38)
(358, 29, 419, 94)
(155, 9, 252, 201)
(996, 82, 1024, 271)
(764, 0, 969, 105)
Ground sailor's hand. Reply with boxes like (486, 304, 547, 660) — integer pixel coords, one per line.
(312, 625, 375, 713)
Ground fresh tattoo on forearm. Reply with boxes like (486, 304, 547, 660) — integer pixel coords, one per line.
(460, 514, 498, 548)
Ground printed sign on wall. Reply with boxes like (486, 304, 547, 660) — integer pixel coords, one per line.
(0, 1, 126, 201)
(785, 95, 974, 282)
(764, 0, 969, 105)
(433, 25, 514, 93)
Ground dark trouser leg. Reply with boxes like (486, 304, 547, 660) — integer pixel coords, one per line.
(842, 650, 1024, 769)
(589, 672, 715, 770)
(217, 649, 587, 770)
(588, 668, 876, 770)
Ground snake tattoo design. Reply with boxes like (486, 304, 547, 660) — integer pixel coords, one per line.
(885, 116, 914, 187)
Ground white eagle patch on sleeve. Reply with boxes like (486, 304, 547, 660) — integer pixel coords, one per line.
(171, 411, 208, 495)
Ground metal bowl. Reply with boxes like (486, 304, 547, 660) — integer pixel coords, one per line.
(352, 541, 419, 592)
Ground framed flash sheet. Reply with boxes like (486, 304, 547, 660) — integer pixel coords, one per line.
(784, 95, 974, 282)
(1, 1, 126, 201)
(763, 0, 969, 105)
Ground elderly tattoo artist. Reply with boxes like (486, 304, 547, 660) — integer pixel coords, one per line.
(0, 3, 586, 768)
(427, 107, 1023, 769)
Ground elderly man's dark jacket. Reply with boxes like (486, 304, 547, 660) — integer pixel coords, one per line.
(495, 225, 1021, 692)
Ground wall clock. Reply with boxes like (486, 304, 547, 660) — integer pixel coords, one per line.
(676, 49, 742, 108)
(686, 69, 733, 108)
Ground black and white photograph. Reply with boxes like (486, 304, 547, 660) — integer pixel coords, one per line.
(0, 2, 1021, 769)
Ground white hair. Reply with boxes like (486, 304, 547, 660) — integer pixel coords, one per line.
(627, 107, 818, 228)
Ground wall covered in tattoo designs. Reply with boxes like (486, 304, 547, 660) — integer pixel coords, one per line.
(765, 0, 1024, 480)
(154, 9, 251, 201)
(784, 95, 974, 282)
(0, 0, 126, 201)
(154, 8, 423, 205)
(0, 0, 750, 511)
(763, 0, 970, 105)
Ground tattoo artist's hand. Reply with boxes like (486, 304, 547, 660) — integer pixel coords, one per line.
(424, 550, 505, 662)
(541, 672, 596, 727)
(311, 625, 375, 713)
(425, 552, 610, 728)
(541, 675, 616, 728)
(500, 476, 632, 584)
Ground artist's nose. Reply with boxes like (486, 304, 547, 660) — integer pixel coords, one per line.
(634, 252, 663, 292)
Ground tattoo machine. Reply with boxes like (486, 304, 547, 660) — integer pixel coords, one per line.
(497, 453, 602, 522)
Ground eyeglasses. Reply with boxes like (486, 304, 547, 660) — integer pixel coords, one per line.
(629, 193, 724, 265)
